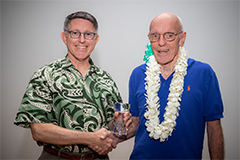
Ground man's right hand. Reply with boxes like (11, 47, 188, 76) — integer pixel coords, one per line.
(30, 123, 114, 155)
(88, 128, 113, 155)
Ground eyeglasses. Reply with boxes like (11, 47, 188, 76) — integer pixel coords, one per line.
(65, 30, 97, 40)
(148, 31, 183, 42)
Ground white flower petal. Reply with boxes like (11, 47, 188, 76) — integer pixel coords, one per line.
(144, 47, 188, 142)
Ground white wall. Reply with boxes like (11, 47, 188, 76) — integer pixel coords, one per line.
(1, 1, 239, 159)
(0, 1, 2, 158)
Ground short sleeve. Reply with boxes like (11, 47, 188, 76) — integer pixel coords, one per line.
(129, 67, 141, 117)
(14, 67, 55, 128)
(203, 70, 224, 121)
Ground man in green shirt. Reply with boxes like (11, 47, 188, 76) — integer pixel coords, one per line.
(14, 11, 131, 160)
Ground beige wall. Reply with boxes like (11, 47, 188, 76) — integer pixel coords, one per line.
(1, 1, 239, 159)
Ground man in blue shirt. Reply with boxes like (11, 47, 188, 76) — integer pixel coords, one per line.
(113, 12, 224, 159)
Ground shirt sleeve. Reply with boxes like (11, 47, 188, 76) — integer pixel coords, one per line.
(129, 68, 140, 117)
(203, 69, 224, 121)
(14, 67, 55, 128)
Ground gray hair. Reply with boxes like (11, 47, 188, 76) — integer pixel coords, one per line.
(63, 11, 98, 34)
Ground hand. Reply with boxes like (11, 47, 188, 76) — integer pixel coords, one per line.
(109, 131, 125, 149)
(97, 130, 122, 149)
(91, 112, 132, 154)
(88, 128, 113, 155)
(114, 111, 132, 128)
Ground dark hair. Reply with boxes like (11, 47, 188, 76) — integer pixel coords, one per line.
(64, 11, 98, 33)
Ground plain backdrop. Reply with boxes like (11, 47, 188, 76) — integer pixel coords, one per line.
(1, 0, 239, 159)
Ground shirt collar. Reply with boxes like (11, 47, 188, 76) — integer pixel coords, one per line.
(141, 58, 193, 71)
(64, 55, 98, 75)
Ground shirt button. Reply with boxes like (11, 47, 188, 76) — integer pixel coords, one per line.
(84, 113, 88, 117)
(84, 98, 87, 102)
(82, 82, 85, 86)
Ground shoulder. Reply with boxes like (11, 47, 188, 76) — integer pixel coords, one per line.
(186, 58, 218, 86)
(188, 58, 215, 75)
(91, 65, 119, 87)
(93, 65, 112, 78)
(129, 63, 146, 83)
(131, 63, 146, 75)
(31, 57, 67, 79)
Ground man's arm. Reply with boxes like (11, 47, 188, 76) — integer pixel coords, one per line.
(207, 119, 224, 160)
(30, 123, 113, 155)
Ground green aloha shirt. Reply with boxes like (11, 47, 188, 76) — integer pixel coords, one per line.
(14, 56, 122, 153)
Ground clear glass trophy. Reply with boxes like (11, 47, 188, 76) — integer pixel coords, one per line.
(113, 103, 130, 136)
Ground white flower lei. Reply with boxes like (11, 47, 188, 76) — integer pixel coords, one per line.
(144, 46, 188, 142)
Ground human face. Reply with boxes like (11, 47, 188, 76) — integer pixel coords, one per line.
(149, 14, 186, 66)
(61, 18, 99, 64)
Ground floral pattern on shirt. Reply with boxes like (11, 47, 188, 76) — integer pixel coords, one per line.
(14, 56, 122, 153)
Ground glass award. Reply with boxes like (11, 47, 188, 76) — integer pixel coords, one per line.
(113, 103, 130, 136)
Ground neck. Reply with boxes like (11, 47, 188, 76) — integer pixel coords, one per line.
(68, 55, 91, 78)
(160, 54, 179, 80)
(76, 62, 90, 78)
(161, 65, 174, 79)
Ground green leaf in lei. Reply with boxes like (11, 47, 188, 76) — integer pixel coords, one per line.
(143, 43, 154, 63)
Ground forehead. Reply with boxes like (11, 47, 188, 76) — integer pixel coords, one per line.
(150, 16, 180, 33)
(69, 18, 94, 31)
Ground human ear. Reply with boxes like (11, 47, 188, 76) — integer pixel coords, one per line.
(95, 34, 100, 43)
(179, 32, 186, 47)
(60, 32, 67, 45)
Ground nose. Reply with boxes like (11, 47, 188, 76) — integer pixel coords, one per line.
(78, 33, 85, 43)
(158, 34, 166, 46)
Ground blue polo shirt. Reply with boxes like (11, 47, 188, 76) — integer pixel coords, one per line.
(129, 58, 223, 159)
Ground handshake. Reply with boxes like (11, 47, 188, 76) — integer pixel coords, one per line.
(89, 111, 132, 155)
